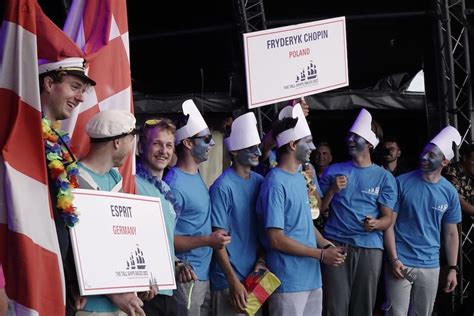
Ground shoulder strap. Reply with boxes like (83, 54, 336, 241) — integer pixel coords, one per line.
(110, 179, 123, 192)
(77, 165, 100, 190)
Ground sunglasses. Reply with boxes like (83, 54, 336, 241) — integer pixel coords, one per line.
(144, 119, 161, 126)
(189, 134, 213, 144)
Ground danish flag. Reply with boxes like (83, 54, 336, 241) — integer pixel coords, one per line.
(0, 0, 134, 314)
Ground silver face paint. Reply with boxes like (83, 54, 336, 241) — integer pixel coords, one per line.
(235, 145, 261, 167)
(347, 133, 367, 156)
(419, 143, 444, 172)
(295, 136, 316, 164)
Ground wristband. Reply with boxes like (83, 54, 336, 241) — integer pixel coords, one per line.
(256, 259, 266, 265)
(388, 257, 399, 264)
(449, 265, 459, 273)
(320, 249, 325, 263)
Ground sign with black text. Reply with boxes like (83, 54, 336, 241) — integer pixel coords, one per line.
(70, 189, 176, 295)
(243, 17, 348, 109)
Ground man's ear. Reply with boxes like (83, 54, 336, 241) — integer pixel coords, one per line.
(397, 150, 401, 158)
(288, 140, 297, 151)
(113, 138, 121, 149)
(182, 138, 193, 150)
(137, 141, 144, 155)
(43, 76, 54, 92)
(441, 159, 450, 167)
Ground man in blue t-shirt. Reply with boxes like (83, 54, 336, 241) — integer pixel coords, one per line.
(257, 104, 345, 316)
(384, 126, 462, 316)
(209, 113, 266, 315)
(319, 109, 397, 316)
(164, 100, 231, 316)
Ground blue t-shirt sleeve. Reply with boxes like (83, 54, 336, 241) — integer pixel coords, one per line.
(393, 177, 402, 213)
(313, 177, 323, 197)
(210, 186, 231, 230)
(442, 188, 462, 224)
(319, 168, 333, 195)
(377, 173, 398, 209)
(170, 187, 185, 212)
(263, 184, 285, 230)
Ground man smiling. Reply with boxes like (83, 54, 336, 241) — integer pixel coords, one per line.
(164, 100, 231, 315)
(39, 57, 95, 123)
(209, 112, 266, 315)
(135, 118, 180, 315)
(39, 57, 96, 314)
(257, 104, 345, 316)
(320, 108, 397, 316)
(384, 126, 462, 316)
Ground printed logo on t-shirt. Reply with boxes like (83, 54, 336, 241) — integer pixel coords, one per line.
(432, 203, 448, 213)
(362, 186, 380, 196)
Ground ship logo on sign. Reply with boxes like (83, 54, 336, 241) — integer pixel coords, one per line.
(126, 244, 146, 270)
(296, 60, 318, 83)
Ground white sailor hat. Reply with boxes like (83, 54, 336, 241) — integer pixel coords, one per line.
(224, 112, 261, 151)
(86, 110, 137, 142)
(429, 126, 461, 160)
(276, 103, 312, 148)
(38, 57, 96, 86)
(349, 108, 379, 148)
(174, 99, 209, 145)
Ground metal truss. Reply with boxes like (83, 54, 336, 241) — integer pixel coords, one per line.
(234, 0, 277, 136)
(435, 0, 473, 150)
(435, 0, 473, 309)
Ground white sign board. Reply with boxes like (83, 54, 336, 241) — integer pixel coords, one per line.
(244, 17, 348, 109)
(70, 189, 176, 295)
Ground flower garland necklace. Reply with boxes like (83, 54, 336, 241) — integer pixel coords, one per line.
(136, 161, 181, 216)
(42, 116, 80, 227)
(301, 165, 320, 220)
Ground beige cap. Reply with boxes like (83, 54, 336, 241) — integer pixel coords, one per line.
(86, 110, 137, 142)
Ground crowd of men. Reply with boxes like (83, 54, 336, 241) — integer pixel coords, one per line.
(0, 55, 471, 316)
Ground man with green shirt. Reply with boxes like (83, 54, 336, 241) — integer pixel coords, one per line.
(135, 117, 195, 315)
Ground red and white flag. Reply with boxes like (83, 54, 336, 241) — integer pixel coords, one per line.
(62, 0, 136, 194)
(0, 0, 85, 314)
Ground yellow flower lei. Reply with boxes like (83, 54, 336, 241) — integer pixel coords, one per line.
(301, 168, 320, 219)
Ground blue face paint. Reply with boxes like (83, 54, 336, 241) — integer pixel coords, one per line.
(190, 129, 214, 163)
(419, 143, 444, 172)
(295, 136, 316, 164)
(347, 133, 367, 156)
(235, 145, 261, 167)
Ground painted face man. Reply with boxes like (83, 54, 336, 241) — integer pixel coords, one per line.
(164, 100, 230, 316)
(190, 128, 215, 163)
(347, 132, 369, 156)
(419, 143, 446, 173)
(233, 144, 262, 167)
(384, 126, 462, 316)
(256, 104, 345, 316)
(319, 109, 397, 316)
(296, 135, 316, 164)
(210, 112, 267, 315)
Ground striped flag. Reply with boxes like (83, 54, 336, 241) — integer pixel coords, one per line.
(62, 0, 136, 194)
(0, 0, 85, 314)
